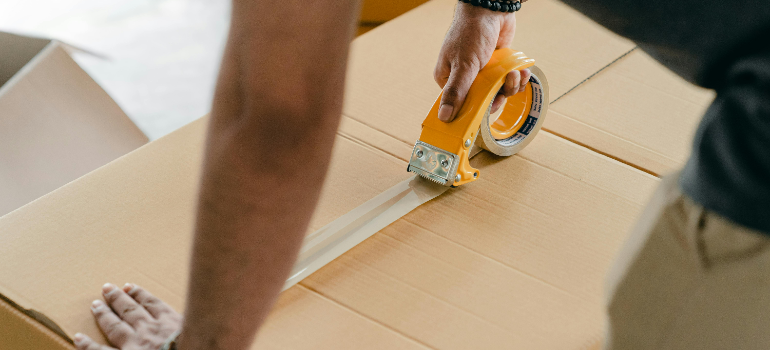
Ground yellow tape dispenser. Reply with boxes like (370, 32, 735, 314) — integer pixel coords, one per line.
(407, 48, 549, 186)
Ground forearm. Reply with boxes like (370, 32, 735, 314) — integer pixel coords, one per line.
(177, 1, 360, 349)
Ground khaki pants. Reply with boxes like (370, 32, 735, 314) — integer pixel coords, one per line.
(604, 173, 770, 349)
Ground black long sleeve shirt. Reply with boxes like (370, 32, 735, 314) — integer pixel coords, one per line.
(558, 0, 770, 233)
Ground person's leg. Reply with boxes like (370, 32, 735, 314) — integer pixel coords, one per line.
(604, 173, 770, 349)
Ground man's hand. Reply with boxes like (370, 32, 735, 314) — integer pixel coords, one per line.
(73, 284, 181, 350)
(435, 2, 530, 122)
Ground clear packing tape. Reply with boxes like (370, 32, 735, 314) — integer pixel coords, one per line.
(285, 63, 549, 290)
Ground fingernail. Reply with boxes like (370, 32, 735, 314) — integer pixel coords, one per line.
(102, 283, 116, 295)
(438, 104, 454, 122)
(73, 333, 85, 343)
(91, 300, 104, 311)
(123, 283, 134, 293)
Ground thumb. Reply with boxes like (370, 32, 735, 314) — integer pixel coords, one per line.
(438, 61, 479, 122)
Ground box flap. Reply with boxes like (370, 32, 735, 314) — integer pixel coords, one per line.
(545, 50, 714, 175)
(0, 32, 51, 89)
(0, 42, 148, 217)
(0, 294, 73, 350)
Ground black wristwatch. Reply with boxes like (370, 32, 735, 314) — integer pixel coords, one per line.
(460, 0, 522, 13)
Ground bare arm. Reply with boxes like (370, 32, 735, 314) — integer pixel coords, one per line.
(178, 0, 360, 349)
(74, 2, 359, 347)
(74, 1, 359, 348)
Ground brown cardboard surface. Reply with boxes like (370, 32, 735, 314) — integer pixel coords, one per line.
(342, 0, 635, 148)
(300, 132, 657, 349)
(545, 50, 715, 175)
(0, 296, 73, 350)
(0, 0, 666, 348)
(0, 33, 148, 217)
(253, 286, 428, 350)
(0, 124, 657, 350)
(0, 117, 413, 346)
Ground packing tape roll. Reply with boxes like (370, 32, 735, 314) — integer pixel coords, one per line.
(477, 65, 549, 157)
(285, 65, 549, 290)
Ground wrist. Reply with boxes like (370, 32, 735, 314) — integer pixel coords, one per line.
(160, 330, 181, 350)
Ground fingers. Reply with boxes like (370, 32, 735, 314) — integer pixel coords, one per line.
(502, 70, 521, 97)
(123, 283, 176, 319)
(439, 65, 530, 122)
(91, 299, 134, 347)
(490, 94, 506, 115)
(73, 333, 117, 350)
(501, 68, 531, 99)
(519, 68, 531, 91)
(433, 59, 451, 88)
(102, 283, 152, 327)
(438, 60, 479, 122)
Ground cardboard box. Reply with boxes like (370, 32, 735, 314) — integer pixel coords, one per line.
(0, 122, 657, 350)
(0, 0, 668, 348)
(0, 32, 148, 218)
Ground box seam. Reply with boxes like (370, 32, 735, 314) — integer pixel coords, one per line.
(401, 214, 596, 304)
(357, 231, 586, 340)
(541, 128, 660, 177)
(544, 109, 680, 165)
(294, 284, 437, 350)
(550, 46, 638, 104)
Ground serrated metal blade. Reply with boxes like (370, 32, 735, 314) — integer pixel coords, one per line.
(407, 140, 458, 186)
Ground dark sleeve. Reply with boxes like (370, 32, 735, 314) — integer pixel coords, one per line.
(555, 0, 770, 89)
(680, 51, 770, 232)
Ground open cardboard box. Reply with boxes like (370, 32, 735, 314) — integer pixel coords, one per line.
(0, 0, 711, 348)
(0, 32, 148, 218)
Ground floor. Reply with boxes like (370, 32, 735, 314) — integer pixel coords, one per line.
(0, 0, 391, 141)
(0, 0, 233, 140)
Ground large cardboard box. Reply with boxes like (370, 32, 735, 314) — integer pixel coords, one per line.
(0, 32, 148, 218)
(0, 0, 675, 348)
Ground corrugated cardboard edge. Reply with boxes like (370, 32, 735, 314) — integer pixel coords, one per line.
(0, 37, 149, 217)
(0, 40, 57, 98)
(0, 32, 110, 98)
(56, 40, 111, 61)
(0, 293, 74, 350)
